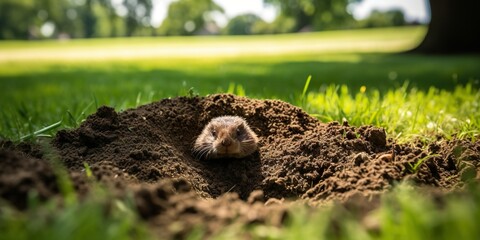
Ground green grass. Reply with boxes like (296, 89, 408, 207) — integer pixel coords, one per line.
(0, 188, 152, 240)
(1, 26, 480, 239)
(0, 26, 423, 53)
(1, 26, 479, 140)
(1, 54, 479, 140)
(304, 83, 480, 142)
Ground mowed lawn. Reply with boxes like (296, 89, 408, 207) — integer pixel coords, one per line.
(0, 26, 479, 140)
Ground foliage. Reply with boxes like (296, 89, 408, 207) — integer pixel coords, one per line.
(0, 0, 154, 39)
(223, 13, 297, 35)
(0, 0, 68, 39)
(264, 0, 358, 31)
(251, 15, 297, 34)
(357, 9, 407, 28)
(122, 0, 153, 36)
(223, 14, 264, 35)
(0, 1, 30, 39)
(158, 0, 223, 36)
(0, 0, 416, 39)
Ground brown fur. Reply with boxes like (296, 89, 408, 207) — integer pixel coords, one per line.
(193, 116, 259, 159)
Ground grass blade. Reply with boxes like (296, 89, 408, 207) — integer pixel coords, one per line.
(20, 121, 62, 141)
(301, 75, 312, 102)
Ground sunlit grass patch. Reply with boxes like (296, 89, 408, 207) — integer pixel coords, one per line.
(0, 26, 425, 62)
(304, 83, 480, 142)
(1, 82, 479, 142)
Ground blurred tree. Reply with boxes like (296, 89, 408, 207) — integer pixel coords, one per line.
(159, 0, 223, 36)
(76, 0, 138, 38)
(0, 0, 74, 39)
(0, 0, 154, 39)
(264, 0, 357, 31)
(92, 1, 114, 37)
(122, 0, 153, 36)
(224, 14, 263, 35)
(48, 0, 78, 38)
(412, 0, 480, 54)
(250, 15, 296, 34)
(82, 0, 97, 38)
(389, 9, 405, 26)
(97, 0, 122, 37)
(0, 0, 36, 39)
(358, 9, 406, 28)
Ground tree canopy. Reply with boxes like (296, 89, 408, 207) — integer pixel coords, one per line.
(0, 0, 155, 39)
(0, 0, 413, 39)
(158, 0, 223, 36)
(223, 14, 264, 35)
(264, 0, 358, 31)
(357, 9, 406, 28)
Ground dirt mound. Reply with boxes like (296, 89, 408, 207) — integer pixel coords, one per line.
(0, 142, 59, 209)
(1, 94, 479, 237)
(53, 94, 478, 202)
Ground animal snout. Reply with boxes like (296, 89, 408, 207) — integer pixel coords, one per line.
(221, 138, 232, 146)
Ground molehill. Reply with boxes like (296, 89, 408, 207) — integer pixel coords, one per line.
(1, 94, 479, 238)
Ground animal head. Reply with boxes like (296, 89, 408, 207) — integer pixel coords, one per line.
(193, 116, 259, 160)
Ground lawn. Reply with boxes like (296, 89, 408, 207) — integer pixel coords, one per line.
(1, 26, 479, 140)
(1, 26, 480, 239)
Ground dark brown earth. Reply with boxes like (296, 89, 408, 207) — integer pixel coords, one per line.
(1, 94, 479, 238)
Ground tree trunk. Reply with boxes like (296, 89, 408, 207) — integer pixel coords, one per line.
(412, 0, 480, 54)
(83, 0, 96, 38)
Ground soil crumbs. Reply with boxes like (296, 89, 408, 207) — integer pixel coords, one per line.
(1, 94, 479, 238)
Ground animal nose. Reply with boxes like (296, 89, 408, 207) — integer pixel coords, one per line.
(221, 139, 232, 146)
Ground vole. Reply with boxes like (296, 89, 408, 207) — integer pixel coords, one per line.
(193, 116, 259, 160)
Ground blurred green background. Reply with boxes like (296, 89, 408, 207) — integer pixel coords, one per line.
(0, 0, 424, 39)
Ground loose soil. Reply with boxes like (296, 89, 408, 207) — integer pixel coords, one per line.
(1, 94, 479, 238)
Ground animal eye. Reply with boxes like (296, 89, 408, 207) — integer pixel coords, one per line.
(236, 127, 243, 136)
(211, 129, 217, 137)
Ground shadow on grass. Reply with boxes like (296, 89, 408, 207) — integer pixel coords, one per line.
(2, 53, 479, 101)
(1, 52, 479, 139)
